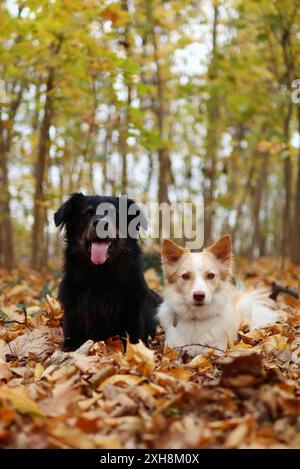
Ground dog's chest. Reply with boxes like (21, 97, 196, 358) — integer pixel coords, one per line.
(165, 315, 229, 356)
(82, 281, 124, 314)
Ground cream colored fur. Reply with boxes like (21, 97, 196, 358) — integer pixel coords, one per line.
(157, 236, 279, 357)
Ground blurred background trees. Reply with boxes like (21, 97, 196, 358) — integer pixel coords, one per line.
(0, 0, 299, 270)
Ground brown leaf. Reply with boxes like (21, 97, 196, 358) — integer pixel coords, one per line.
(0, 385, 45, 418)
(125, 339, 155, 376)
(73, 354, 100, 374)
(220, 353, 264, 388)
(3, 329, 56, 360)
(224, 423, 250, 448)
(187, 355, 212, 370)
(279, 397, 300, 415)
(99, 374, 144, 391)
(88, 365, 116, 387)
(40, 376, 81, 417)
(48, 422, 95, 448)
(0, 363, 12, 382)
(0, 407, 16, 426)
(159, 367, 191, 381)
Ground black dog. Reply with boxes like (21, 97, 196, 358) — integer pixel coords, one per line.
(54, 192, 160, 351)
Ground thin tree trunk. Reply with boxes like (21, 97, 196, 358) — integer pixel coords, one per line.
(231, 165, 254, 246)
(143, 151, 153, 203)
(203, 3, 220, 245)
(31, 69, 54, 270)
(147, 2, 169, 205)
(32, 40, 61, 270)
(276, 10, 295, 264)
(0, 145, 14, 270)
(281, 102, 293, 265)
(119, 0, 132, 195)
(282, 155, 292, 268)
(0, 84, 23, 270)
(291, 106, 300, 264)
(250, 153, 268, 259)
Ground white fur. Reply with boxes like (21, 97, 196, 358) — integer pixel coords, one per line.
(157, 284, 240, 356)
(236, 288, 279, 330)
(157, 279, 279, 358)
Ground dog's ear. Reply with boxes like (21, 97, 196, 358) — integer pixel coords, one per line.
(206, 235, 232, 269)
(162, 239, 187, 264)
(54, 192, 84, 228)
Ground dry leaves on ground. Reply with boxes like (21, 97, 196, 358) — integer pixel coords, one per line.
(1, 259, 300, 449)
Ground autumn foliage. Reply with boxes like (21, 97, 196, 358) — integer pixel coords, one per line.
(1, 259, 300, 449)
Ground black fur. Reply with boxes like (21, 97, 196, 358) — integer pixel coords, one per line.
(54, 193, 159, 351)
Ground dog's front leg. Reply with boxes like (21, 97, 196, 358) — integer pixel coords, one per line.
(62, 309, 86, 351)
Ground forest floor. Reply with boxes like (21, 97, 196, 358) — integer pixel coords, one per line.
(0, 257, 300, 449)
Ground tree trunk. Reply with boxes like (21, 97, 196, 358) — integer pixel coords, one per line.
(291, 106, 300, 264)
(147, 2, 169, 205)
(278, 16, 294, 264)
(119, 0, 132, 195)
(281, 154, 292, 267)
(0, 84, 23, 270)
(250, 153, 268, 259)
(31, 69, 54, 270)
(203, 3, 220, 245)
(0, 145, 14, 270)
(231, 164, 254, 246)
(281, 101, 293, 265)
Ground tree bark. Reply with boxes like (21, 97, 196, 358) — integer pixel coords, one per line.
(250, 153, 268, 259)
(119, 0, 132, 195)
(231, 164, 254, 246)
(32, 39, 62, 270)
(291, 106, 300, 264)
(282, 154, 292, 267)
(0, 144, 14, 270)
(0, 84, 23, 270)
(31, 69, 54, 270)
(147, 2, 169, 205)
(281, 102, 293, 264)
(203, 3, 220, 245)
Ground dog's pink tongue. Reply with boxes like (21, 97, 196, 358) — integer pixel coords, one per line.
(91, 242, 108, 265)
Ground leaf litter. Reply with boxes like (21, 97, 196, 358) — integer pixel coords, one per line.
(1, 260, 300, 448)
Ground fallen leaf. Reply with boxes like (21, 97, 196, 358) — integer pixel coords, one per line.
(73, 354, 100, 374)
(34, 363, 44, 381)
(99, 374, 144, 391)
(220, 353, 264, 388)
(186, 355, 212, 370)
(125, 339, 155, 376)
(159, 367, 191, 381)
(47, 365, 77, 382)
(6, 284, 28, 299)
(0, 385, 45, 418)
(0, 407, 16, 425)
(224, 423, 250, 448)
(48, 422, 95, 448)
(0, 363, 12, 382)
(3, 329, 56, 360)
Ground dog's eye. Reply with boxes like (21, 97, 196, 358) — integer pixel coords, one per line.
(182, 272, 191, 281)
(207, 272, 215, 280)
(84, 208, 94, 217)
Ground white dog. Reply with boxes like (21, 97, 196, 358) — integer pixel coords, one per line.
(157, 235, 279, 357)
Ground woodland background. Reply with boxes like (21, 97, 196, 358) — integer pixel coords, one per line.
(1, 0, 300, 450)
(0, 0, 300, 270)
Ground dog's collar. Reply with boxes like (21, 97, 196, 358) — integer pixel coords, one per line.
(172, 310, 220, 327)
(172, 312, 204, 327)
(173, 313, 178, 327)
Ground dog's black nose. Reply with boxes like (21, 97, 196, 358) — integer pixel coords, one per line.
(193, 291, 205, 302)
